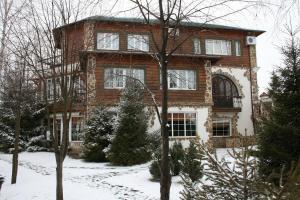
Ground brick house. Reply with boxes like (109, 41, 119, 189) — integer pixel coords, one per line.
(49, 16, 264, 151)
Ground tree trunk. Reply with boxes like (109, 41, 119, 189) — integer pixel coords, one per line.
(56, 157, 64, 200)
(160, 59, 171, 200)
(11, 110, 21, 184)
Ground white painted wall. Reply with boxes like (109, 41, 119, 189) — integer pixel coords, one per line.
(212, 66, 254, 136)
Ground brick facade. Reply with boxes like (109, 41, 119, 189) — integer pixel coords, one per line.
(51, 16, 264, 149)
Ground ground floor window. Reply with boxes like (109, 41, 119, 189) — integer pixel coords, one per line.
(212, 118, 231, 137)
(168, 113, 196, 137)
(71, 117, 83, 141)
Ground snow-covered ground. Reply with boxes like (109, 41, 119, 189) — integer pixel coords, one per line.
(0, 149, 229, 200)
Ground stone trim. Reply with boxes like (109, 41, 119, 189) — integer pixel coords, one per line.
(84, 21, 95, 51)
(86, 55, 97, 117)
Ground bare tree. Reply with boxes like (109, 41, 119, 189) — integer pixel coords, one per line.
(9, 0, 101, 199)
(0, 48, 37, 184)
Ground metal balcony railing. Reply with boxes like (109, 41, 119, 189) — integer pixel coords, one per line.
(213, 96, 242, 108)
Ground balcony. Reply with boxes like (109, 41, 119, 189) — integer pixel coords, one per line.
(212, 96, 242, 112)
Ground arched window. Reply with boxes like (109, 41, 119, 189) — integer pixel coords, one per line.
(212, 75, 239, 108)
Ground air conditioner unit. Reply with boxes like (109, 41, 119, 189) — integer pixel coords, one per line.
(246, 36, 256, 45)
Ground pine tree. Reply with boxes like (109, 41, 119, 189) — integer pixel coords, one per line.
(180, 140, 260, 200)
(258, 30, 300, 179)
(181, 139, 203, 182)
(82, 106, 115, 162)
(108, 79, 150, 166)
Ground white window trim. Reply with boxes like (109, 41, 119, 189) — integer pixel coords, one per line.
(97, 32, 120, 50)
(193, 38, 201, 54)
(212, 118, 232, 137)
(168, 112, 197, 138)
(167, 69, 196, 90)
(46, 75, 71, 101)
(235, 41, 241, 56)
(127, 34, 149, 52)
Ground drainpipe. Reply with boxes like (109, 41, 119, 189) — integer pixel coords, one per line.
(249, 50, 257, 135)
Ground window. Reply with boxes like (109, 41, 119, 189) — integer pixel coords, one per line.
(127, 34, 149, 51)
(168, 28, 180, 37)
(193, 38, 201, 54)
(235, 41, 241, 56)
(97, 33, 119, 50)
(205, 39, 232, 55)
(47, 76, 72, 101)
(71, 117, 83, 141)
(168, 113, 196, 137)
(47, 78, 61, 100)
(167, 69, 196, 90)
(104, 68, 145, 89)
(213, 118, 231, 137)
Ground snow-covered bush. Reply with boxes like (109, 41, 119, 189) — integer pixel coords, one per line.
(0, 122, 26, 153)
(82, 106, 115, 162)
(26, 135, 49, 152)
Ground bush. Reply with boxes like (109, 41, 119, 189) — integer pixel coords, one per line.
(182, 140, 203, 182)
(149, 150, 161, 181)
(149, 140, 185, 180)
(170, 141, 185, 176)
(0, 122, 26, 153)
(26, 135, 49, 152)
(82, 106, 115, 162)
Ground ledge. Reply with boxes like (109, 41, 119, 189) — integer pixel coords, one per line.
(79, 50, 222, 63)
(212, 107, 241, 112)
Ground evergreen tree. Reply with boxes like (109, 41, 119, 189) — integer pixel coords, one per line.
(108, 79, 150, 166)
(258, 30, 300, 179)
(181, 141, 260, 200)
(182, 139, 203, 182)
(82, 106, 115, 162)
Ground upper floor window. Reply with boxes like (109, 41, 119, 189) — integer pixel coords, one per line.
(235, 41, 241, 56)
(127, 34, 149, 52)
(97, 33, 119, 50)
(47, 77, 62, 101)
(168, 69, 196, 90)
(104, 68, 145, 89)
(205, 39, 231, 55)
(193, 38, 201, 54)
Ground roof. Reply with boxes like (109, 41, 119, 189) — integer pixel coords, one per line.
(54, 15, 265, 35)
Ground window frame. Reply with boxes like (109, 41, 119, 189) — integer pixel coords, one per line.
(193, 38, 201, 54)
(104, 67, 145, 89)
(96, 32, 120, 50)
(235, 40, 241, 56)
(205, 39, 232, 56)
(70, 116, 83, 142)
(212, 118, 232, 137)
(164, 69, 197, 90)
(168, 112, 197, 138)
(127, 34, 150, 52)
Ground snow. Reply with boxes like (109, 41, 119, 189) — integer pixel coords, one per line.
(0, 149, 230, 200)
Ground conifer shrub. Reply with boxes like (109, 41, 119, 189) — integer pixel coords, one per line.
(182, 140, 203, 182)
(170, 141, 185, 176)
(108, 79, 150, 166)
(149, 149, 161, 181)
(82, 106, 115, 162)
